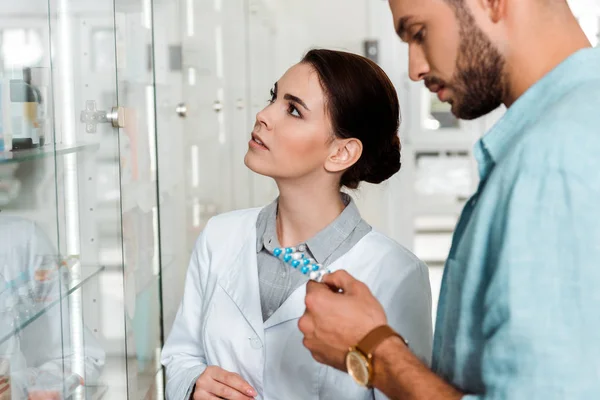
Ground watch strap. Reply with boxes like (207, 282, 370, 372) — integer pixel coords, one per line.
(356, 325, 404, 357)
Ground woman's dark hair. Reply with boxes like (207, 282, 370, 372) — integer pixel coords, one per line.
(301, 49, 401, 189)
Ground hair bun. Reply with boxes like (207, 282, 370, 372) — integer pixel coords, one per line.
(302, 49, 402, 189)
(362, 134, 401, 185)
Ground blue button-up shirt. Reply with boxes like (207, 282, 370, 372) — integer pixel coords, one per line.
(432, 46, 600, 399)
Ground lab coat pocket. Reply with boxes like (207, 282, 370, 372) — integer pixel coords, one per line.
(263, 321, 320, 400)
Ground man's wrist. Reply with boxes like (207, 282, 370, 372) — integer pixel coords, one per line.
(371, 334, 409, 388)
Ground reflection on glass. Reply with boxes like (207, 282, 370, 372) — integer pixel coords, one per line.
(91, 29, 115, 72)
(422, 90, 459, 131)
(0, 217, 105, 399)
(0, 30, 44, 70)
(8, 67, 46, 150)
(0, 165, 20, 205)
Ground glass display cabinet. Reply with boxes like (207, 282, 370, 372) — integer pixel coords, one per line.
(0, 0, 274, 398)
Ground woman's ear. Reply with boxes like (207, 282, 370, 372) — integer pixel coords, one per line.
(324, 138, 363, 173)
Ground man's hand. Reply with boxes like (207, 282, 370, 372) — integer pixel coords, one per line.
(192, 366, 257, 400)
(299, 270, 387, 370)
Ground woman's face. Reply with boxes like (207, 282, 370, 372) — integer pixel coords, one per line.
(244, 63, 336, 182)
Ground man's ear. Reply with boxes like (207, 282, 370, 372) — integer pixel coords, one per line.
(479, 0, 506, 23)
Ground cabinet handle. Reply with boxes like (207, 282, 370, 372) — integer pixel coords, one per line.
(80, 100, 125, 133)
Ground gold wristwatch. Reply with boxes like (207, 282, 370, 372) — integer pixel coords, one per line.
(345, 325, 407, 387)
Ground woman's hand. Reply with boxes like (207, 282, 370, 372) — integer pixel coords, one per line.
(28, 390, 61, 400)
(193, 366, 257, 400)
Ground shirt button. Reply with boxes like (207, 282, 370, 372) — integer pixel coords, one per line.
(280, 271, 286, 278)
(249, 337, 262, 349)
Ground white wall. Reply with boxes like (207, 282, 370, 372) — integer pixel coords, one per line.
(269, 0, 370, 76)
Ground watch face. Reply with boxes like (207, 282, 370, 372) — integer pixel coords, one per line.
(346, 351, 370, 387)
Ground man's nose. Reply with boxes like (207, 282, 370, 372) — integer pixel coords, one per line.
(408, 44, 430, 82)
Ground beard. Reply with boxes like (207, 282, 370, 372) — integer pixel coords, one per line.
(444, 6, 508, 120)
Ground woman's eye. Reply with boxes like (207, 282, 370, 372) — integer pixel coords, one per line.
(288, 104, 301, 118)
(413, 28, 425, 43)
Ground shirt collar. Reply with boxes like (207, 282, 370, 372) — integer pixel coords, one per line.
(256, 198, 278, 252)
(306, 193, 362, 264)
(256, 193, 363, 264)
(475, 46, 600, 181)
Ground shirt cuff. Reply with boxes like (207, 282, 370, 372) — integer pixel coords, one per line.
(169, 364, 207, 400)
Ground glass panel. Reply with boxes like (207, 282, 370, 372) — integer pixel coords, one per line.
(152, 0, 187, 340)
(113, 0, 163, 396)
(1, 29, 45, 70)
(46, 0, 127, 396)
(0, 0, 125, 397)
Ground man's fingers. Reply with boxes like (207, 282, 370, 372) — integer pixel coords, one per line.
(305, 280, 340, 311)
(321, 270, 360, 294)
(213, 370, 256, 398)
(305, 279, 332, 295)
(298, 311, 315, 336)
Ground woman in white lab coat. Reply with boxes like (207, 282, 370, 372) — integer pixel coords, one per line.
(162, 49, 433, 400)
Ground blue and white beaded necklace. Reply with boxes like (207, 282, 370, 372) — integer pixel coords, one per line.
(272, 244, 330, 282)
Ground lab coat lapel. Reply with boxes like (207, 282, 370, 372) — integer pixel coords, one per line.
(218, 231, 265, 346)
(263, 283, 307, 329)
(263, 253, 356, 330)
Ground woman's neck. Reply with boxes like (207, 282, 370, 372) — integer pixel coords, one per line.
(275, 178, 346, 247)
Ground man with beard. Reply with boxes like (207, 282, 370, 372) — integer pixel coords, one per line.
(299, 0, 599, 399)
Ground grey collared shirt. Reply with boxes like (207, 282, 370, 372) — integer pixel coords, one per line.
(256, 193, 371, 321)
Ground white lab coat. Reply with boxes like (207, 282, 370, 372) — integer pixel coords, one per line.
(162, 208, 432, 400)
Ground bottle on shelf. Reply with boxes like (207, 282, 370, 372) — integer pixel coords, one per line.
(0, 76, 12, 152)
(9, 67, 43, 151)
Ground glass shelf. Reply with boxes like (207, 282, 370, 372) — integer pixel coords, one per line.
(0, 264, 106, 345)
(25, 383, 108, 399)
(0, 143, 100, 164)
